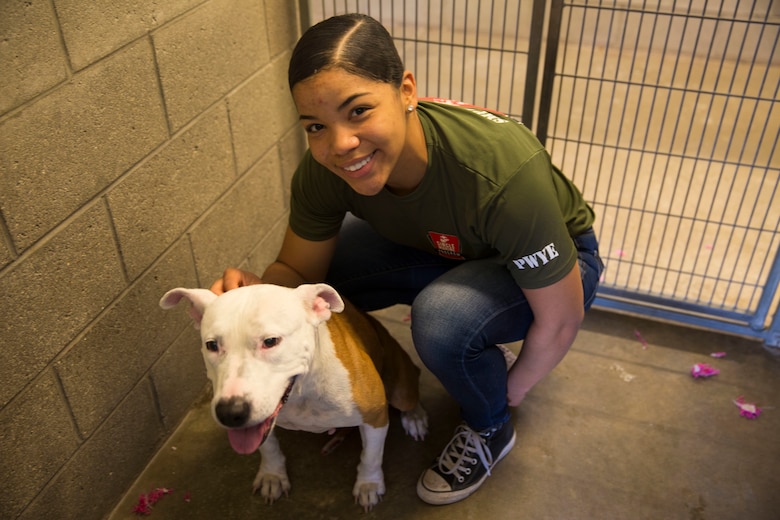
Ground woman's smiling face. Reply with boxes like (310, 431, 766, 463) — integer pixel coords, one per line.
(292, 68, 423, 196)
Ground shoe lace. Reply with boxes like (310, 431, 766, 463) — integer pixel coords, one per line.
(437, 424, 494, 482)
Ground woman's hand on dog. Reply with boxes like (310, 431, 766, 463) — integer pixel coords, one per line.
(210, 267, 263, 294)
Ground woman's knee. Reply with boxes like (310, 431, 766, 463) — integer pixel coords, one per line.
(409, 282, 471, 364)
(410, 262, 533, 354)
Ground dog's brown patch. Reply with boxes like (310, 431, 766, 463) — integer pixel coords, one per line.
(326, 302, 420, 427)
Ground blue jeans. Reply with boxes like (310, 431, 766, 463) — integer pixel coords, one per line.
(326, 215, 604, 431)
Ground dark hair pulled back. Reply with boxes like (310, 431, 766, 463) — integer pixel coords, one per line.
(288, 14, 405, 90)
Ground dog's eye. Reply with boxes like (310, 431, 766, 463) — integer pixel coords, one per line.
(205, 340, 219, 352)
(263, 337, 281, 348)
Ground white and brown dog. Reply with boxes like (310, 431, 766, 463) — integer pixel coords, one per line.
(160, 283, 428, 510)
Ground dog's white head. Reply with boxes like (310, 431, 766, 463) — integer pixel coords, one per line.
(160, 283, 344, 454)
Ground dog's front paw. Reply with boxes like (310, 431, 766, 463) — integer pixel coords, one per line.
(353, 480, 385, 512)
(401, 402, 429, 441)
(252, 471, 291, 504)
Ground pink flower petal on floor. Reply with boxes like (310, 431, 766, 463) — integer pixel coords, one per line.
(691, 363, 720, 378)
(710, 352, 727, 358)
(132, 487, 174, 515)
(733, 396, 762, 419)
(614, 249, 626, 257)
(634, 329, 649, 349)
(132, 494, 152, 515)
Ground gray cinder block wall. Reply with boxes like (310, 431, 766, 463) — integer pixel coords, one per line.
(0, 1, 305, 518)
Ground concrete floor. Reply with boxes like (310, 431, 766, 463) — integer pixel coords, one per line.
(109, 305, 780, 520)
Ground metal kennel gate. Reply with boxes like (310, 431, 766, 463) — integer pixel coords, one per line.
(301, 1, 780, 347)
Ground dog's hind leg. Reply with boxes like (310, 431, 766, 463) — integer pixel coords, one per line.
(400, 402, 429, 441)
(253, 431, 290, 503)
(373, 324, 429, 441)
(354, 423, 388, 512)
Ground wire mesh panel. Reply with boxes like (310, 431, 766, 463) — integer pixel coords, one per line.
(305, 0, 540, 124)
(538, 0, 780, 343)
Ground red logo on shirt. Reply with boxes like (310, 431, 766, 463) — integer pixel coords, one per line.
(428, 232, 465, 260)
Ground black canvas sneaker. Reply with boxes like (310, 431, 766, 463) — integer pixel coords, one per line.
(417, 420, 516, 505)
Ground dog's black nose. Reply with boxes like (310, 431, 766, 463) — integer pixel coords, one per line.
(215, 397, 251, 427)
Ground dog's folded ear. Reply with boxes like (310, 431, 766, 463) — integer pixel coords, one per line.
(296, 283, 345, 324)
(159, 288, 218, 330)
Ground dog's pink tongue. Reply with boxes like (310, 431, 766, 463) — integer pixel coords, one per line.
(226, 399, 285, 454)
(227, 425, 264, 455)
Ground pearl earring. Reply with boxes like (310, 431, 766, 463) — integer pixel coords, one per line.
(406, 104, 415, 113)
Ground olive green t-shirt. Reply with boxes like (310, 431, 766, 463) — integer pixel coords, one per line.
(289, 100, 595, 289)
